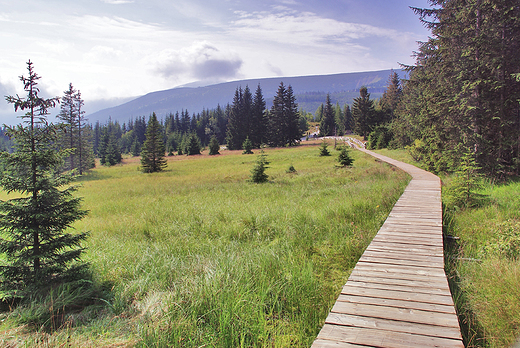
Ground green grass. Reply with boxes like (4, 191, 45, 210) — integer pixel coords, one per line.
(0, 145, 409, 347)
(444, 179, 520, 348)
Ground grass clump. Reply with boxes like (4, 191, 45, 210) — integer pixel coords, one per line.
(0, 145, 409, 347)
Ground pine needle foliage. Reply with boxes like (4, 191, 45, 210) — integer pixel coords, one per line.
(336, 146, 354, 167)
(242, 137, 253, 154)
(319, 140, 331, 156)
(249, 150, 270, 183)
(0, 61, 89, 300)
(208, 135, 220, 155)
(140, 112, 167, 173)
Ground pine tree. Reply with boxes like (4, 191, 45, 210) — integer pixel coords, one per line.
(379, 70, 402, 122)
(0, 61, 89, 298)
(226, 87, 246, 150)
(141, 112, 167, 173)
(251, 84, 267, 147)
(185, 133, 201, 155)
(337, 146, 354, 167)
(393, 0, 520, 177)
(249, 150, 270, 183)
(352, 86, 375, 139)
(242, 136, 253, 154)
(208, 135, 220, 155)
(319, 139, 331, 156)
(56, 85, 94, 174)
(319, 94, 335, 136)
(268, 82, 302, 147)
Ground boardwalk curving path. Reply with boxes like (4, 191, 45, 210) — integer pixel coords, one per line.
(312, 147, 464, 348)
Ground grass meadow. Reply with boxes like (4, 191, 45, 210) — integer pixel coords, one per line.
(0, 142, 409, 347)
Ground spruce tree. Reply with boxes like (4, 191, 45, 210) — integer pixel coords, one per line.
(251, 84, 267, 147)
(319, 94, 335, 136)
(226, 87, 246, 150)
(0, 61, 89, 298)
(208, 135, 220, 155)
(249, 150, 270, 183)
(393, 0, 520, 177)
(352, 86, 375, 139)
(268, 82, 302, 147)
(337, 146, 354, 167)
(141, 112, 167, 173)
(242, 137, 253, 154)
(185, 133, 201, 155)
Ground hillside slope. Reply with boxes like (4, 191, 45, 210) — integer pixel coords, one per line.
(88, 69, 401, 122)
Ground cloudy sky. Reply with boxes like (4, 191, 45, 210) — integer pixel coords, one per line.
(0, 0, 431, 124)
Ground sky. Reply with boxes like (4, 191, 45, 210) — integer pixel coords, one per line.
(0, 0, 432, 124)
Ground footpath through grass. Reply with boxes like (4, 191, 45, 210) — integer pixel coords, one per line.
(374, 148, 520, 348)
(0, 144, 409, 347)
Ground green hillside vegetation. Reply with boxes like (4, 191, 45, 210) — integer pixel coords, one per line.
(0, 143, 409, 347)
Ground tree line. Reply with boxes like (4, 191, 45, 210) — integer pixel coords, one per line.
(390, 0, 520, 178)
(87, 81, 310, 168)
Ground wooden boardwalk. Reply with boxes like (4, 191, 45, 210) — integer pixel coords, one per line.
(312, 148, 464, 348)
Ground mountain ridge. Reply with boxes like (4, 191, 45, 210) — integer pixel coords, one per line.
(88, 69, 402, 123)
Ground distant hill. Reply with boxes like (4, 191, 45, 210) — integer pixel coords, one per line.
(88, 69, 402, 123)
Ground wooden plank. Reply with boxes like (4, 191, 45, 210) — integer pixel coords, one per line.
(340, 286, 455, 306)
(358, 255, 444, 269)
(366, 242, 442, 255)
(360, 249, 444, 262)
(336, 294, 457, 314)
(348, 269, 449, 285)
(351, 262, 447, 278)
(311, 338, 366, 348)
(324, 312, 462, 340)
(347, 274, 449, 292)
(344, 280, 452, 296)
(316, 325, 464, 348)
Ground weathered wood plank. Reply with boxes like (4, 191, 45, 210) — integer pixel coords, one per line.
(340, 286, 455, 306)
(336, 294, 457, 314)
(344, 280, 452, 296)
(316, 325, 464, 348)
(347, 274, 449, 292)
(324, 312, 462, 340)
(358, 255, 444, 268)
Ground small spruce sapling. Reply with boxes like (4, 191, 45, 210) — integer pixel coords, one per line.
(242, 137, 253, 154)
(319, 139, 331, 156)
(337, 146, 354, 167)
(249, 150, 270, 183)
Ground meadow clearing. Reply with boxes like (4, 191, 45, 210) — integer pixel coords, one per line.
(1, 142, 409, 347)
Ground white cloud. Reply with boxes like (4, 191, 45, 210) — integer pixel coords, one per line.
(231, 9, 401, 49)
(150, 41, 243, 82)
(101, 0, 134, 4)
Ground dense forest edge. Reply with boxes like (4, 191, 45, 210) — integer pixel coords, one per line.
(0, 0, 519, 347)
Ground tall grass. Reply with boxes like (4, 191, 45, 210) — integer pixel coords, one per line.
(443, 179, 520, 348)
(1, 144, 409, 347)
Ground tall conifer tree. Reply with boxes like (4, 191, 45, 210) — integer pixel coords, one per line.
(319, 94, 336, 136)
(141, 112, 167, 173)
(0, 61, 89, 297)
(352, 86, 375, 139)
